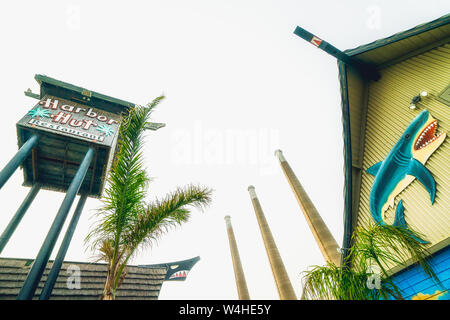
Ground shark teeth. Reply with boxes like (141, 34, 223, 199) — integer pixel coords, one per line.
(414, 120, 442, 150)
(169, 270, 188, 279)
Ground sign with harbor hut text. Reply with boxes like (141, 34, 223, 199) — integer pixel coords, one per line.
(17, 95, 121, 147)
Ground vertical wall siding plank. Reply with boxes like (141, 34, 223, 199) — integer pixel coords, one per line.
(357, 44, 450, 258)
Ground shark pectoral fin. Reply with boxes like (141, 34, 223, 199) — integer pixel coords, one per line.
(367, 161, 383, 176)
(408, 159, 436, 204)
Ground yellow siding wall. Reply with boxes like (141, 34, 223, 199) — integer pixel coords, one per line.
(347, 66, 368, 168)
(357, 43, 450, 248)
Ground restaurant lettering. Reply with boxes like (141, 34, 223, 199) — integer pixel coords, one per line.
(38, 98, 119, 126)
(21, 97, 120, 145)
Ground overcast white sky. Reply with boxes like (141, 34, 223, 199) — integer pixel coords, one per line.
(0, 1, 449, 300)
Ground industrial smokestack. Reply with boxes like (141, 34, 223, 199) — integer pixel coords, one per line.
(274, 150, 341, 266)
(224, 215, 251, 300)
(247, 186, 297, 300)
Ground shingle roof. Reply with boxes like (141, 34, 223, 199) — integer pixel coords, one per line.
(0, 257, 167, 300)
(34, 74, 135, 115)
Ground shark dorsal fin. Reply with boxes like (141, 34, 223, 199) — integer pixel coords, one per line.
(366, 161, 383, 176)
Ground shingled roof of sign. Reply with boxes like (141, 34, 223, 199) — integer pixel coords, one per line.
(0, 256, 199, 300)
(34, 74, 136, 115)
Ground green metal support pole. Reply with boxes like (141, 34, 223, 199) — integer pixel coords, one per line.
(0, 183, 41, 254)
(39, 193, 88, 300)
(17, 147, 94, 300)
(0, 134, 39, 190)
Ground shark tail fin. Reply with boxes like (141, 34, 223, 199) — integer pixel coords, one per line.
(393, 200, 429, 244)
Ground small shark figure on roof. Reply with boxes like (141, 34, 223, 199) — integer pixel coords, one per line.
(139, 256, 200, 281)
(366, 109, 446, 243)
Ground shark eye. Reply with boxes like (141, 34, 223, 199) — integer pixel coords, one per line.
(405, 134, 411, 140)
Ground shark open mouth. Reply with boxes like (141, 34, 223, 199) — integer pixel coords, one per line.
(169, 270, 188, 279)
(414, 120, 443, 150)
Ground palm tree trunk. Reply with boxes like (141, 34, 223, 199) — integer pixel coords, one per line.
(103, 265, 116, 300)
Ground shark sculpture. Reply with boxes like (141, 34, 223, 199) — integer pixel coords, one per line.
(366, 109, 446, 243)
(139, 256, 200, 281)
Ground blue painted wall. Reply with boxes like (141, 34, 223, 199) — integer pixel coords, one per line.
(390, 245, 450, 300)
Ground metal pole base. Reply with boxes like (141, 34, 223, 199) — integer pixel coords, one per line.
(0, 134, 39, 190)
(17, 147, 94, 300)
(0, 183, 41, 254)
(39, 193, 88, 300)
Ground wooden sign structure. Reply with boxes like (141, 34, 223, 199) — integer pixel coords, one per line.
(0, 74, 164, 300)
(16, 75, 130, 198)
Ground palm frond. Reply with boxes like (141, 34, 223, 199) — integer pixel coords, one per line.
(84, 95, 213, 299)
(350, 224, 438, 283)
(85, 96, 165, 250)
(123, 184, 213, 254)
(302, 262, 385, 300)
(302, 223, 441, 300)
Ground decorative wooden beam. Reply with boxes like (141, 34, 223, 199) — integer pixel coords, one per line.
(24, 88, 40, 99)
(88, 146, 98, 194)
(31, 148, 38, 183)
(293, 26, 380, 81)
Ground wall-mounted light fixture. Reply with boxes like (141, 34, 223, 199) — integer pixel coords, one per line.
(409, 91, 428, 109)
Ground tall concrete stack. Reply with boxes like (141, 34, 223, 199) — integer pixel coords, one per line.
(224, 215, 250, 300)
(274, 150, 341, 266)
(247, 186, 297, 300)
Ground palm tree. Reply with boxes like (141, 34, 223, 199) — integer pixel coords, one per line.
(85, 96, 213, 300)
(301, 224, 441, 300)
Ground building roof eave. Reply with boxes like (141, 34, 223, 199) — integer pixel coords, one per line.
(344, 13, 450, 58)
(34, 74, 136, 114)
(338, 13, 450, 264)
(338, 61, 353, 266)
